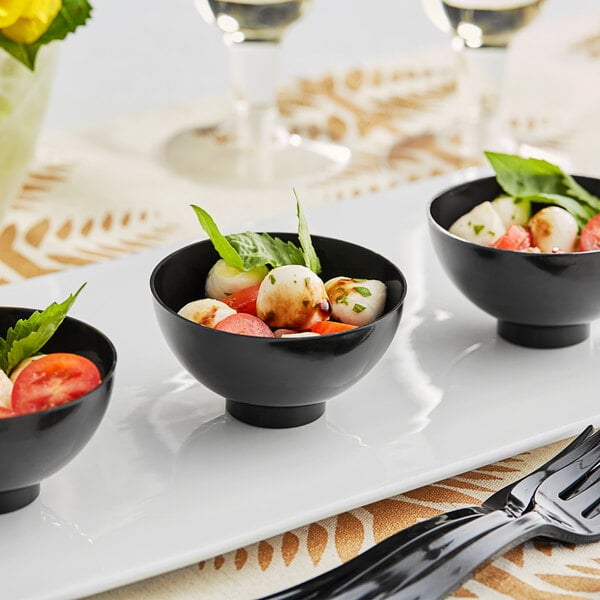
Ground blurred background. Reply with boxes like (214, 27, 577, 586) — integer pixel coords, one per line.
(46, 0, 600, 130)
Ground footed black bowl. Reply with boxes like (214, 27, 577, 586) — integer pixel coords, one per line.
(150, 233, 407, 429)
(0, 308, 117, 514)
(428, 175, 600, 348)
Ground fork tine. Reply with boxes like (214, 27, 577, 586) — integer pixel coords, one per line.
(569, 467, 600, 516)
(539, 432, 600, 498)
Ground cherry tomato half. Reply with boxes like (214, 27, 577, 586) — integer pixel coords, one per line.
(0, 406, 14, 419)
(222, 284, 261, 316)
(12, 353, 102, 415)
(578, 214, 600, 252)
(492, 225, 532, 251)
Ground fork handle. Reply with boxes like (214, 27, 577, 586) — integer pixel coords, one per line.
(259, 507, 483, 600)
(385, 510, 548, 600)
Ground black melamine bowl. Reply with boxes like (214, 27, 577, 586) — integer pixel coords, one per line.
(0, 308, 117, 514)
(150, 234, 407, 429)
(428, 175, 600, 348)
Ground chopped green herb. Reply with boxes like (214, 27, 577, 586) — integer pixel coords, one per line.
(352, 303, 366, 313)
(473, 224, 484, 235)
(353, 286, 372, 297)
(304, 277, 311, 287)
(269, 274, 276, 285)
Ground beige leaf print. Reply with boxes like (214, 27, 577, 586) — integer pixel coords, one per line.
(335, 512, 364, 562)
(307, 523, 328, 566)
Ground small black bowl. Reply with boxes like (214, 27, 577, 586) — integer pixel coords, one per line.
(150, 234, 407, 428)
(0, 308, 117, 514)
(428, 175, 600, 348)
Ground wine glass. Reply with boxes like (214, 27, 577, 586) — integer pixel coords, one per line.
(163, 0, 351, 188)
(422, 0, 545, 159)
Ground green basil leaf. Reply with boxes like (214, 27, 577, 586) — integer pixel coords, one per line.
(485, 151, 600, 230)
(295, 189, 322, 274)
(227, 232, 305, 270)
(191, 205, 244, 270)
(523, 193, 595, 230)
(0, 283, 85, 375)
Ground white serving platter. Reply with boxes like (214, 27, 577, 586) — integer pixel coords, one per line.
(1, 171, 599, 600)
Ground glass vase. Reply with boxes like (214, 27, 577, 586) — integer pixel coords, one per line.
(0, 45, 58, 224)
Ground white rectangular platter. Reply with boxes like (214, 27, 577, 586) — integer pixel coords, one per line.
(1, 172, 599, 600)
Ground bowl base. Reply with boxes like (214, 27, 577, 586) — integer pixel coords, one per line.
(0, 484, 40, 514)
(226, 399, 326, 428)
(498, 321, 590, 349)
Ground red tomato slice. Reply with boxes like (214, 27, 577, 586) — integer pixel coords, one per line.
(0, 406, 14, 419)
(310, 321, 357, 335)
(214, 313, 274, 337)
(222, 284, 261, 315)
(578, 214, 600, 252)
(492, 225, 532, 251)
(12, 353, 102, 416)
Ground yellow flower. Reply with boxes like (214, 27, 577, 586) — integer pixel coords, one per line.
(0, 0, 28, 28)
(1, 0, 62, 43)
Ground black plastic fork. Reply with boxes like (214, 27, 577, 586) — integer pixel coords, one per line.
(358, 427, 600, 600)
(261, 426, 596, 600)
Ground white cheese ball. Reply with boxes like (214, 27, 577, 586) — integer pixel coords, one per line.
(0, 369, 12, 409)
(449, 201, 506, 245)
(528, 206, 578, 252)
(325, 277, 387, 326)
(205, 259, 268, 300)
(492, 195, 531, 227)
(178, 298, 236, 328)
(256, 265, 331, 330)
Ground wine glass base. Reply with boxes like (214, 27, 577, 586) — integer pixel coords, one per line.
(162, 126, 351, 188)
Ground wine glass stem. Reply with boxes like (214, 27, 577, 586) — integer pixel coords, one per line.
(454, 41, 510, 157)
(226, 38, 282, 151)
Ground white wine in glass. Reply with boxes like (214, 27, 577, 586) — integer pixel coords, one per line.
(163, 0, 351, 188)
(422, 0, 545, 158)
(441, 0, 544, 48)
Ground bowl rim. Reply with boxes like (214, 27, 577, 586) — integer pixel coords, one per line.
(0, 309, 117, 422)
(149, 232, 408, 340)
(427, 175, 600, 257)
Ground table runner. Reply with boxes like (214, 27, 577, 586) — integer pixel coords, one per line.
(3, 12, 600, 600)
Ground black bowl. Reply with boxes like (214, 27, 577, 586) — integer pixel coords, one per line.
(428, 175, 600, 348)
(0, 308, 117, 514)
(150, 234, 407, 428)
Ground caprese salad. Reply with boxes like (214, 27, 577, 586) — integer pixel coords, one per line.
(177, 198, 387, 338)
(448, 152, 600, 253)
(0, 285, 102, 419)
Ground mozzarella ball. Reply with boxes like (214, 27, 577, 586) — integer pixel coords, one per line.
(449, 201, 506, 246)
(325, 277, 387, 326)
(492, 195, 531, 227)
(0, 369, 12, 409)
(205, 259, 268, 300)
(256, 265, 331, 330)
(528, 206, 578, 253)
(178, 298, 236, 328)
